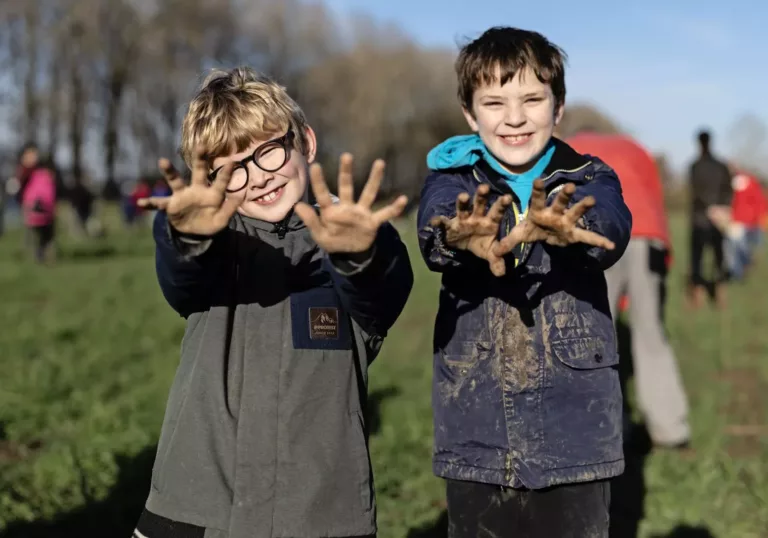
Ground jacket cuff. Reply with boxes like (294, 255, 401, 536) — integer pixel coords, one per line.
(328, 245, 377, 276)
(166, 220, 214, 259)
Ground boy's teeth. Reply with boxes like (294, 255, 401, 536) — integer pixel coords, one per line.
(258, 190, 278, 202)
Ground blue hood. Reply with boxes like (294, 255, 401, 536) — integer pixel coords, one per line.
(426, 134, 555, 212)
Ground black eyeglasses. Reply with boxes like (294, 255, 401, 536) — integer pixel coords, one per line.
(209, 130, 295, 193)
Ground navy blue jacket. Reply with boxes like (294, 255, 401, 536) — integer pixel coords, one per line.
(417, 138, 632, 489)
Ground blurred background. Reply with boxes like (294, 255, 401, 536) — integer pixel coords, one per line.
(0, 1, 766, 537)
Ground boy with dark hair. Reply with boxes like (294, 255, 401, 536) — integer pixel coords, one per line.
(134, 67, 413, 538)
(418, 27, 632, 537)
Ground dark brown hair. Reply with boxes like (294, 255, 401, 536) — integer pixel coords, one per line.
(456, 27, 567, 113)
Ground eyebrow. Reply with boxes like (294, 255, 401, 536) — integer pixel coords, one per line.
(479, 94, 505, 100)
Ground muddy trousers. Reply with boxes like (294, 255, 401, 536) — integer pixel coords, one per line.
(605, 238, 690, 446)
(446, 479, 610, 538)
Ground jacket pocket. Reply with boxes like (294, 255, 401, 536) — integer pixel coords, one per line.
(436, 341, 491, 403)
(290, 284, 352, 351)
(551, 336, 618, 369)
(439, 341, 491, 378)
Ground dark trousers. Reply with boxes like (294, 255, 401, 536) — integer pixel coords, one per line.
(446, 479, 610, 538)
(134, 508, 376, 538)
(690, 224, 726, 286)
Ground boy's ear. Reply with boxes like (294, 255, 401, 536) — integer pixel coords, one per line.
(304, 126, 318, 164)
(462, 106, 480, 132)
(553, 101, 565, 126)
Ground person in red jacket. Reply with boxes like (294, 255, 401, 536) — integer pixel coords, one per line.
(727, 168, 767, 280)
(567, 130, 690, 449)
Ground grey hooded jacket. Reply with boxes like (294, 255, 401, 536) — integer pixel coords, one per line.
(144, 209, 413, 538)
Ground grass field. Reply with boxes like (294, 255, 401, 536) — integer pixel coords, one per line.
(0, 208, 767, 537)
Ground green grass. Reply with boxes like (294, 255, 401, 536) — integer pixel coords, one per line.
(0, 208, 766, 537)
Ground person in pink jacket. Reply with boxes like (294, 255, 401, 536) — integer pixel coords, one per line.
(21, 164, 57, 263)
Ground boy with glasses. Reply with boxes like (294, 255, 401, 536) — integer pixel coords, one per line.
(133, 67, 413, 538)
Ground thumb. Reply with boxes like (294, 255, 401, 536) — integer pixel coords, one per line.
(211, 196, 240, 230)
(488, 252, 507, 277)
(492, 226, 524, 257)
(294, 202, 323, 232)
(137, 197, 170, 211)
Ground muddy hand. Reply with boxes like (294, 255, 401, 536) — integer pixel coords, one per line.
(493, 179, 615, 256)
(294, 153, 408, 254)
(429, 184, 513, 277)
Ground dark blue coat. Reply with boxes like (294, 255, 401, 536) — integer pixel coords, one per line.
(417, 138, 632, 489)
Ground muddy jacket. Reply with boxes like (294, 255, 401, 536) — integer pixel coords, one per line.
(145, 209, 413, 538)
(417, 139, 632, 490)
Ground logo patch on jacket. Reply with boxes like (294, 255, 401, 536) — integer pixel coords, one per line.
(309, 307, 339, 340)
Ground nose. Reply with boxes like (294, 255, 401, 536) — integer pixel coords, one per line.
(504, 104, 526, 127)
(248, 163, 274, 189)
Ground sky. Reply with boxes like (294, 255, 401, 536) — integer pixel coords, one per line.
(325, 0, 768, 172)
(1, 0, 765, 177)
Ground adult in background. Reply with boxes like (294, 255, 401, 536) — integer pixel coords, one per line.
(688, 129, 732, 308)
(567, 130, 691, 450)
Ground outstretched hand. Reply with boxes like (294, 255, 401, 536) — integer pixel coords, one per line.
(138, 147, 239, 236)
(430, 180, 614, 277)
(293, 153, 408, 254)
(429, 184, 513, 276)
(492, 179, 615, 257)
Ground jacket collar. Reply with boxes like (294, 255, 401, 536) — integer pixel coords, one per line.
(474, 137, 591, 194)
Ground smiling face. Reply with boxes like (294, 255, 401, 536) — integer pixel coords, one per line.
(211, 127, 317, 222)
(463, 66, 563, 174)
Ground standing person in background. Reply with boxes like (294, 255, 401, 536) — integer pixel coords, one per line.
(15, 142, 41, 204)
(15, 142, 42, 249)
(688, 129, 732, 309)
(567, 130, 691, 450)
(21, 156, 57, 264)
(726, 167, 767, 280)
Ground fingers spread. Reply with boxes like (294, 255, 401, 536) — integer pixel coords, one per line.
(487, 194, 512, 223)
(294, 201, 325, 233)
(337, 153, 355, 204)
(158, 158, 186, 192)
(472, 184, 490, 217)
(571, 228, 615, 250)
(210, 162, 235, 193)
(358, 159, 385, 209)
(137, 196, 170, 211)
(429, 215, 453, 229)
(565, 195, 596, 224)
(190, 146, 212, 187)
(456, 192, 472, 220)
(309, 162, 334, 208)
(550, 183, 576, 214)
(373, 195, 408, 226)
(212, 196, 241, 229)
(528, 179, 548, 213)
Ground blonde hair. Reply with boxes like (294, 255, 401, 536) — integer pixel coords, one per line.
(180, 66, 309, 167)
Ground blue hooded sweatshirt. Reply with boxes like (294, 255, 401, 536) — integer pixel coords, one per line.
(426, 134, 555, 213)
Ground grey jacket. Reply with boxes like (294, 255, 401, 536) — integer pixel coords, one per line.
(145, 209, 413, 538)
